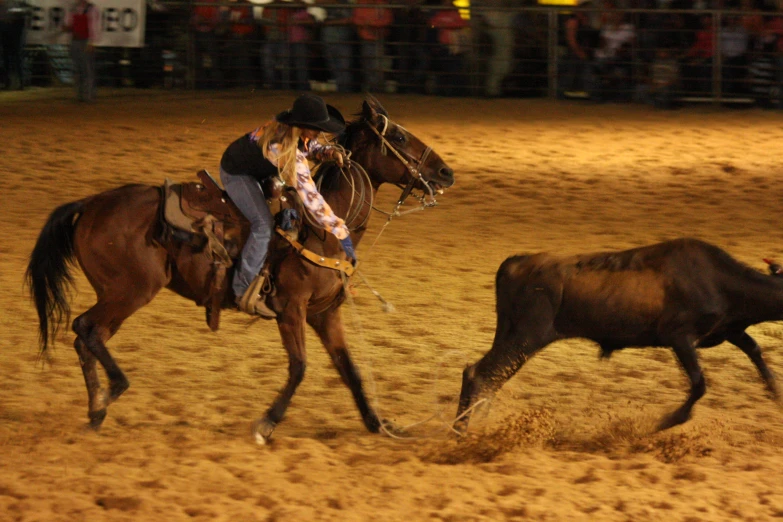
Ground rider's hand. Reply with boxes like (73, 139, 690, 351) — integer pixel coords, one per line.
(329, 149, 344, 167)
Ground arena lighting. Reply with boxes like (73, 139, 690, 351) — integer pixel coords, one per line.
(537, 0, 579, 5)
(453, 0, 470, 19)
(247, 0, 323, 21)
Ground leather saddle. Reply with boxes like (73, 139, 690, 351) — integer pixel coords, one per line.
(161, 170, 291, 332)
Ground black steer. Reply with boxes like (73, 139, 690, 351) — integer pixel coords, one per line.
(456, 238, 781, 432)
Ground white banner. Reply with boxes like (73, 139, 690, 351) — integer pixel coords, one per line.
(26, 0, 146, 47)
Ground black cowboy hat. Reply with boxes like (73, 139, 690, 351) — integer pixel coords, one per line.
(275, 94, 345, 134)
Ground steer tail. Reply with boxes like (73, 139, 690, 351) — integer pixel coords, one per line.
(25, 200, 84, 357)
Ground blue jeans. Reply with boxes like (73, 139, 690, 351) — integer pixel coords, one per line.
(220, 168, 274, 298)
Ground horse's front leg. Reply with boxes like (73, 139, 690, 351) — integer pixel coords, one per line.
(307, 305, 382, 433)
(252, 302, 308, 445)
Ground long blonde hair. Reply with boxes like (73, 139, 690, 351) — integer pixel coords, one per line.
(258, 121, 303, 187)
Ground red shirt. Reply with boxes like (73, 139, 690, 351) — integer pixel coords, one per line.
(688, 30, 714, 59)
(69, 1, 96, 41)
(352, 0, 393, 42)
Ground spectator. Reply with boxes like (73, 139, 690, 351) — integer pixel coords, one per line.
(318, 0, 355, 92)
(720, 14, 750, 95)
(0, 0, 28, 90)
(682, 13, 714, 95)
(353, 0, 393, 92)
(559, 1, 599, 98)
(747, 2, 778, 105)
(640, 47, 680, 109)
(65, 0, 100, 102)
(260, 3, 292, 89)
(289, 6, 315, 91)
(429, 0, 470, 96)
(740, 0, 765, 49)
(505, 1, 549, 97)
(761, 3, 783, 106)
(191, 0, 224, 89)
(226, 0, 257, 86)
(390, 0, 434, 94)
(474, 0, 516, 97)
(593, 0, 635, 100)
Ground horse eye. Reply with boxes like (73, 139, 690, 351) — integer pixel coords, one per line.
(392, 133, 406, 144)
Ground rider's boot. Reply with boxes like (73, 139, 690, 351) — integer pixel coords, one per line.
(236, 271, 277, 319)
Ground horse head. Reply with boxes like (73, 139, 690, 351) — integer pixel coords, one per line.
(344, 96, 455, 204)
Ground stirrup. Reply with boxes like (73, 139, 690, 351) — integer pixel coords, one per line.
(237, 272, 276, 319)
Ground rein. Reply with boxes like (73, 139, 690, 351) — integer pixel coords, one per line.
(366, 115, 440, 217)
(278, 113, 443, 281)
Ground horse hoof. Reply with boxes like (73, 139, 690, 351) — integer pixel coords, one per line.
(252, 418, 276, 446)
(109, 379, 129, 402)
(88, 409, 107, 429)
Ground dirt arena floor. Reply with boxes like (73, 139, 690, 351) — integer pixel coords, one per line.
(2, 88, 783, 521)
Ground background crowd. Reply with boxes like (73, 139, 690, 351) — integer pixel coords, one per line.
(3, 0, 783, 107)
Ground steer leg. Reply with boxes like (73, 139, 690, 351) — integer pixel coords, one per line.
(455, 301, 557, 434)
(658, 336, 706, 430)
(727, 331, 779, 398)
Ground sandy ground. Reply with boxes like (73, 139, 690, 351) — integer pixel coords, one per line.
(2, 88, 783, 521)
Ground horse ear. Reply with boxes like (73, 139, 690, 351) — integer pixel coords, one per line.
(361, 99, 378, 123)
(362, 95, 389, 124)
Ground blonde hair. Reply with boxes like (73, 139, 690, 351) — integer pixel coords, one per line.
(258, 121, 303, 186)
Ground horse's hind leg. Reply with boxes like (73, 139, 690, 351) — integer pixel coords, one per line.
(73, 336, 106, 428)
(72, 293, 165, 429)
(727, 331, 778, 398)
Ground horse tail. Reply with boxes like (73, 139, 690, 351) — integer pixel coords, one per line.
(25, 200, 84, 356)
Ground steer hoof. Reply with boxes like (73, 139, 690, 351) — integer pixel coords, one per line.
(657, 408, 691, 431)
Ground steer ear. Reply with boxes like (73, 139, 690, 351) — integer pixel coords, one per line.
(763, 258, 783, 276)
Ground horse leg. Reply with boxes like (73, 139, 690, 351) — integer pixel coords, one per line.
(73, 337, 105, 428)
(727, 331, 779, 398)
(307, 306, 381, 433)
(658, 335, 706, 430)
(252, 303, 307, 445)
(72, 294, 161, 429)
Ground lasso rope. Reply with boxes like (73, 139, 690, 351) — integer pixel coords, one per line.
(340, 271, 487, 441)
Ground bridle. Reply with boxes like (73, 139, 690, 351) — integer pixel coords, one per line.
(311, 113, 442, 232)
(366, 114, 440, 215)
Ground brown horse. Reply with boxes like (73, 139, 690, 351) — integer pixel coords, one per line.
(26, 97, 455, 443)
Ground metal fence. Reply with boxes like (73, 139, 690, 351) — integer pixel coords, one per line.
(11, 2, 783, 106)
